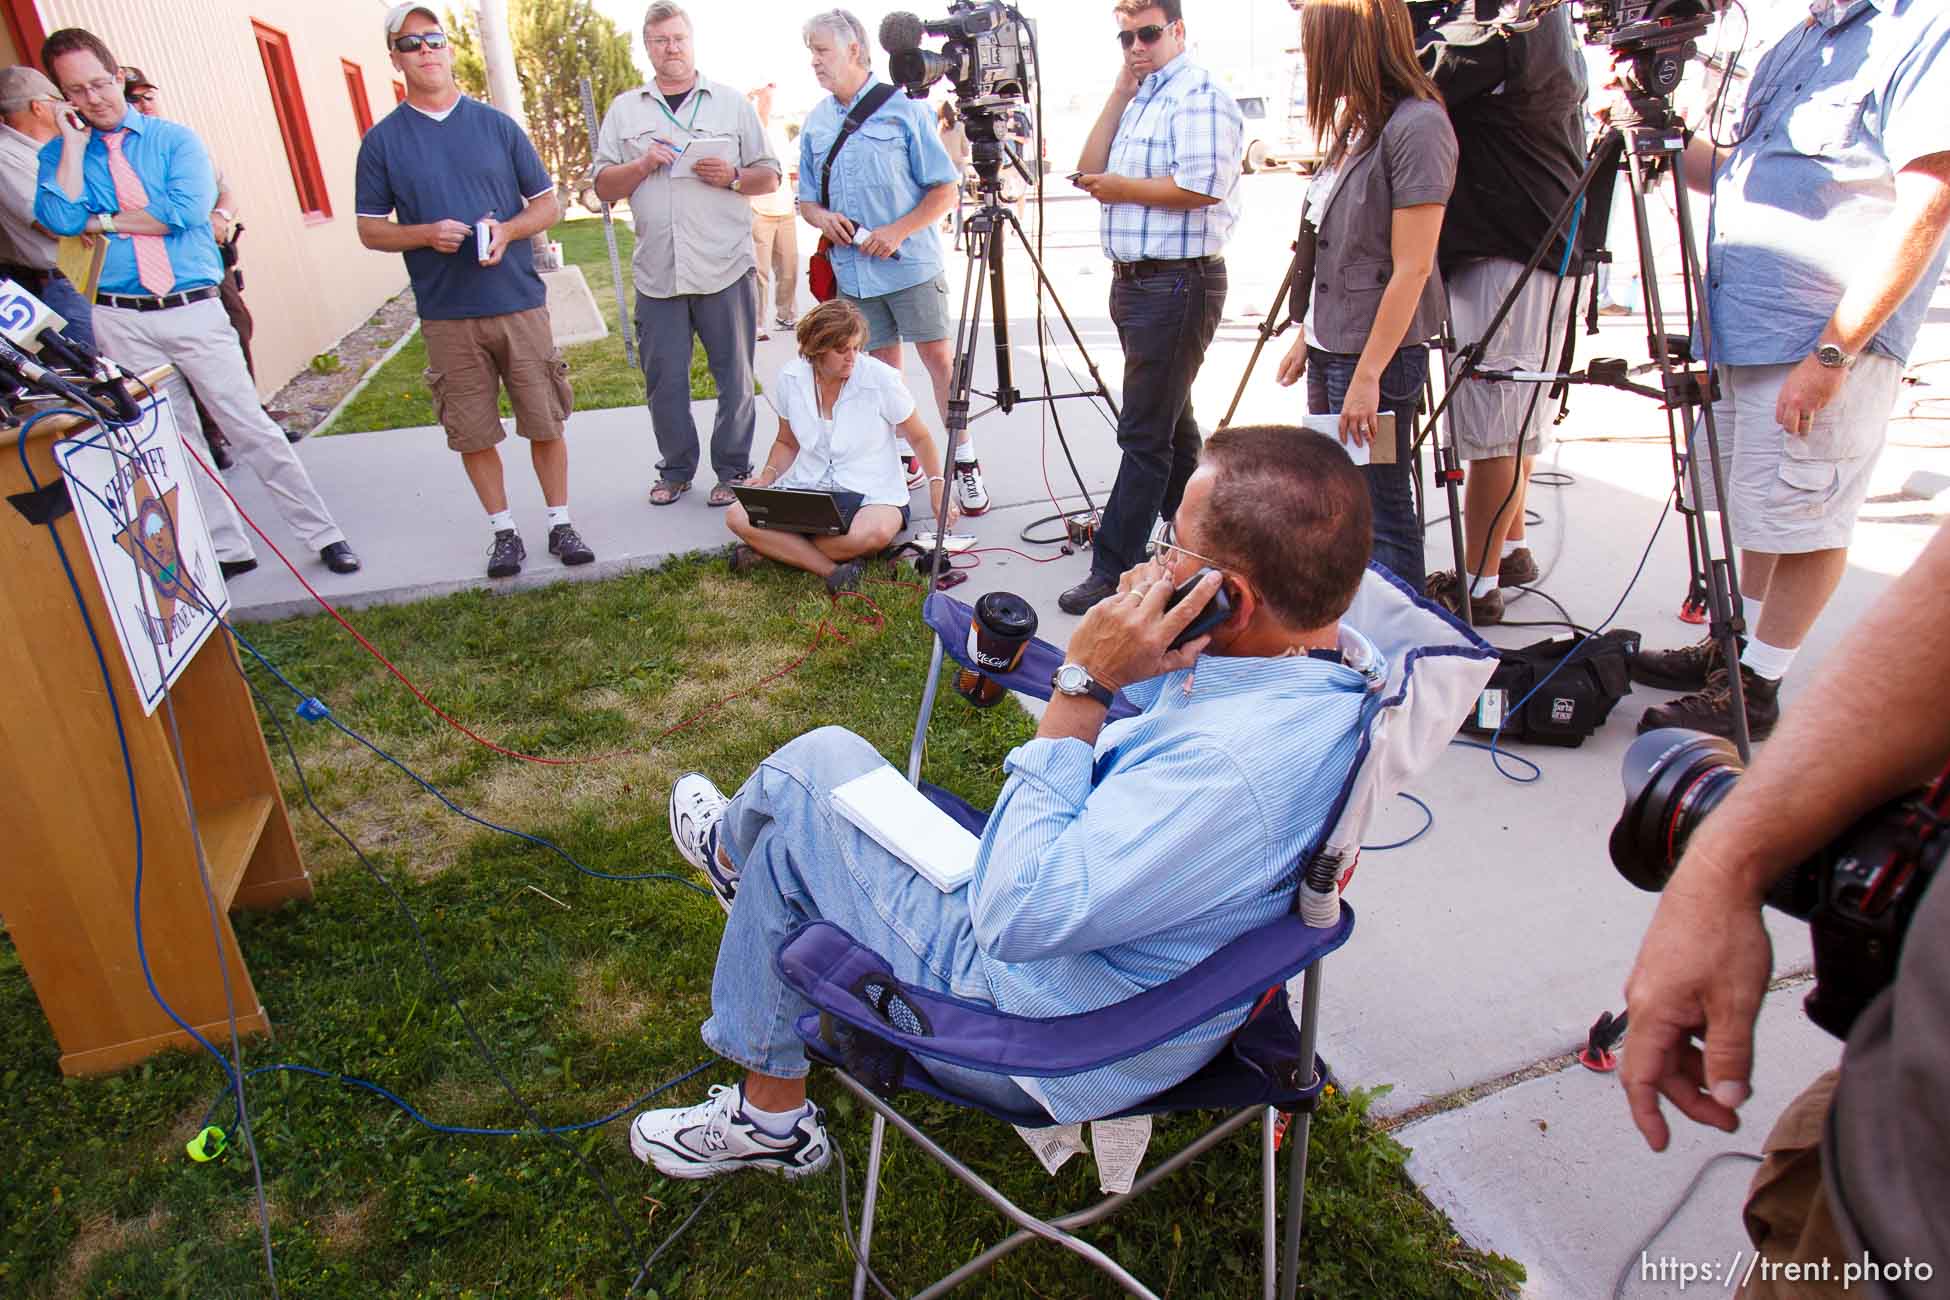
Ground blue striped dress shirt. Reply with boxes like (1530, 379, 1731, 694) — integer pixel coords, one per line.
(968, 649, 1373, 1123)
(1099, 54, 1244, 264)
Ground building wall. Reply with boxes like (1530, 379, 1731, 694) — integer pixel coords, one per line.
(37, 0, 411, 397)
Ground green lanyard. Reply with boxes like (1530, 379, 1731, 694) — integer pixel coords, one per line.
(653, 85, 704, 135)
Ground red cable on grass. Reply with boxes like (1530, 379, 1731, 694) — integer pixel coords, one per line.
(183, 439, 890, 765)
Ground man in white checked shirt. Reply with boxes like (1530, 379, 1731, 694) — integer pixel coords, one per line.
(1062, 0, 1242, 616)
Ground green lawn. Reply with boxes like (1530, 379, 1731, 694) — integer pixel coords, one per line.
(0, 562, 1523, 1298)
(321, 217, 718, 436)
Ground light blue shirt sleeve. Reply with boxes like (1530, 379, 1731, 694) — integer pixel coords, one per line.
(144, 126, 218, 232)
(1881, 14, 1950, 174)
(797, 117, 819, 206)
(968, 735, 1271, 963)
(906, 106, 960, 192)
(33, 139, 89, 236)
(1169, 86, 1242, 200)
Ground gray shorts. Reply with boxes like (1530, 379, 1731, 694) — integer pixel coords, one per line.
(1687, 356, 1901, 554)
(848, 274, 952, 351)
(1443, 256, 1581, 460)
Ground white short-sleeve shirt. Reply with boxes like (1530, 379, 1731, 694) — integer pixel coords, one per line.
(771, 354, 916, 507)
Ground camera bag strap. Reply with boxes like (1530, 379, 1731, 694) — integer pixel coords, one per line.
(818, 82, 900, 210)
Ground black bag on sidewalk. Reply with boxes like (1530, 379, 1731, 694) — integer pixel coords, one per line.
(1460, 629, 1640, 747)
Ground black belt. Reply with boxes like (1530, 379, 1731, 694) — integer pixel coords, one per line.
(1112, 255, 1223, 281)
(99, 286, 221, 312)
(0, 262, 55, 291)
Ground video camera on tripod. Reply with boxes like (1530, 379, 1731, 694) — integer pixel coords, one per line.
(879, 3, 1034, 191)
(1577, 0, 1711, 101)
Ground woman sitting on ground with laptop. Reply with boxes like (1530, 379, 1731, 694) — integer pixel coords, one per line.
(726, 299, 956, 594)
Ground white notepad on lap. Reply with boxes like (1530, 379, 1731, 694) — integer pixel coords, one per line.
(831, 764, 981, 892)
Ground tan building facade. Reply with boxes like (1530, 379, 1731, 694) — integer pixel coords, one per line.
(0, 0, 413, 397)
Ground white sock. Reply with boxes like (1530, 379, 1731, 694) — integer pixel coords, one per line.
(1739, 636, 1796, 681)
(546, 505, 572, 529)
(1501, 537, 1524, 558)
(954, 432, 978, 463)
(487, 509, 516, 534)
(1743, 595, 1763, 631)
(1467, 570, 1497, 598)
(739, 1087, 808, 1137)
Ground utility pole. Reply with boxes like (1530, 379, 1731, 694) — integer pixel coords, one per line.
(477, 0, 559, 268)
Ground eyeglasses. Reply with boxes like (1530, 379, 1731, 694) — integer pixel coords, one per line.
(1145, 520, 1226, 571)
(62, 76, 121, 100)
(129, 90, 158, 105)
(1116, 23, 1172, 49)
(391, 31, 450, 53)
(646, 34, 690, 49)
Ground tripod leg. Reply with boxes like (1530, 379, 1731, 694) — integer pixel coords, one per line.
(999, 208, 1120, 419)
(1433, 345, 1474, 627)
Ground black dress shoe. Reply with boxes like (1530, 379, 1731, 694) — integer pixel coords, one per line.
(1057, 573, 1118, 615)
(219, 557, 258, 581)
(320, 541, 361, 574)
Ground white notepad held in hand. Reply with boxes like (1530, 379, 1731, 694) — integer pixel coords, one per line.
(831, 764, 981, 892)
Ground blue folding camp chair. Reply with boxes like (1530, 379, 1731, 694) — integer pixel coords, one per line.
(776, 574, 1494, 1299)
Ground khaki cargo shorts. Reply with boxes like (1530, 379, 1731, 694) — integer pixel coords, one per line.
(420, 306, 573, 454)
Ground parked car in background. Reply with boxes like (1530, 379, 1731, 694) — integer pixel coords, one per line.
(1234, 60, 1321, 174)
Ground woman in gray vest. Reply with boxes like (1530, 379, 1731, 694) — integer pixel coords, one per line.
(1275, 0, 1456, 590)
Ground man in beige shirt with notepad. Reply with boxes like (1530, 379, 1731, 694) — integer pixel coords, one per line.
(592, 1, 780, 509)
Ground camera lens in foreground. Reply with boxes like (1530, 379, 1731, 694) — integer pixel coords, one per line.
(1609, 727, 1743, 892)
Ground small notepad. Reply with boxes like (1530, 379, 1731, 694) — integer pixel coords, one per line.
(1298, 411, 1395, 466)
(831, 765, 981, 892)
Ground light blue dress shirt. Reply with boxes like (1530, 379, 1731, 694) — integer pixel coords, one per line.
(968, 648, 1374, 1123)
(34, 108, 222, 297)
(1706, 0, 1950, 366)
(797, 76, 960, 300)
(1100, 54, 1244, 263)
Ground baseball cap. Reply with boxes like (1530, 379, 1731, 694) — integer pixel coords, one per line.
(384, 4, 443, 38)
(122, 65, 158, 94)
(0, 65, 62, 115)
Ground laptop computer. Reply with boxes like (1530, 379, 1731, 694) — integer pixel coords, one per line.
(729, 486, 865, 536)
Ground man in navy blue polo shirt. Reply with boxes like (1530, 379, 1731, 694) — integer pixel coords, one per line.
(356, 2, 592, 580)
(36, 26, 361, 580)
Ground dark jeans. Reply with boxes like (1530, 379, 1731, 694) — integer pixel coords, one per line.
(1306, 344, 1428, 590)
(1094, 259, 1227, 580)
(36, 271, 96, 352)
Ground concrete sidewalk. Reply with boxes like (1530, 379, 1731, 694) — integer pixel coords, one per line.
(209, 174, 1948, 1296)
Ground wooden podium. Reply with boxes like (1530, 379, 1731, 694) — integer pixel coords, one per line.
(0, 374, 311, 1076)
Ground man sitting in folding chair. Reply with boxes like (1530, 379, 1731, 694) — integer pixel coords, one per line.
(633, 426, 1388, 1174)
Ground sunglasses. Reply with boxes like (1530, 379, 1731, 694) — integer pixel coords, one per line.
(392, 31, 449, 53)
(1117, 22, 1172, 49)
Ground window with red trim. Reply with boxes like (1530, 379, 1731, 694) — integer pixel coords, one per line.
(342, 60, 373, 136)
(253, 21, 331, 219)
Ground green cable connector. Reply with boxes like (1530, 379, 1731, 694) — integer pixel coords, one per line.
(186, 1125, 227, 1162)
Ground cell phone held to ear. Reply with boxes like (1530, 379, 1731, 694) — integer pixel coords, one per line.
(1166, 566, 1233, 651)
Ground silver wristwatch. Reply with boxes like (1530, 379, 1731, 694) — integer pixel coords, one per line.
(1814, 343, 1854, 370)
(1051, 662, 1113, 707)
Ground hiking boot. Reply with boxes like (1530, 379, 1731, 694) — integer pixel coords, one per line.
(1630, 634, 1742, 691)
(1058, 573, 1118, 615)
(825, 558, 865, 596)
(630, 1083, 830, 1181)
(1424, 570, 1504, 625)
(1498, 546, 1539, 588)
(668, 772, 735, 910)
(1637, 664, 1780, 741)
(548, 523, 595, 566)
(952, 459, 990, 516)
(486, 528, 526, 579)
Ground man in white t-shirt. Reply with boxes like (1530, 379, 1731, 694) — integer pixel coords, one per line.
(747, 83, 798, 337)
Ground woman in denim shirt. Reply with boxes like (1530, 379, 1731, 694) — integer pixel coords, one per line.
(1276, 0, 1456, 589)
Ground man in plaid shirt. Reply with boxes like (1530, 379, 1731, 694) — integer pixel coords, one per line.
(1065, 0, 1242, 615)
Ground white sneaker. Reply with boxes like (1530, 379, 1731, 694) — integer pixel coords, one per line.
(903, 454, 927, 492)
(669, 772, 736, 911)
(631, 1083, 831, 1180)
(952, 460, 990, 516)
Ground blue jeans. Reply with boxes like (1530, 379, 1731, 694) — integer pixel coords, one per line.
(39, 272, 96, 352)
(1094, 260, 1228, 580)
(1306, 345, 1428, 590)
(701, 727, 1039, 1113)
